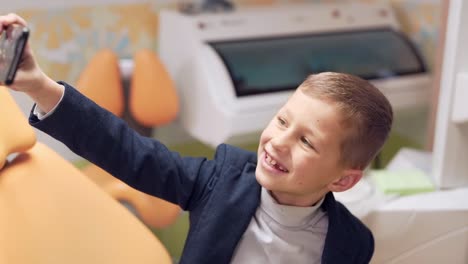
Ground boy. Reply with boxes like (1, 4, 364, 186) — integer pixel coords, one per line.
(1, 14, 392, 263)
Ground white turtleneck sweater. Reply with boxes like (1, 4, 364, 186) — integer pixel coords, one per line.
(230, 188, 328, 264)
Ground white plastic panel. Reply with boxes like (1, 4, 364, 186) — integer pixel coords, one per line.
(432, 0, 468, 188)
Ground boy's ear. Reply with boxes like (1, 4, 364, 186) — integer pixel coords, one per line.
(327, 169, 363, 192)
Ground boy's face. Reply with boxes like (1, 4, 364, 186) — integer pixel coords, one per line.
(256, 89, 359, 206)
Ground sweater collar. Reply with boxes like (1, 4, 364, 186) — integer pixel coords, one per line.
(260, 188, 325, 227)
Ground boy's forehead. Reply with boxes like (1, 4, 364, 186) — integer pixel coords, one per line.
(283, 90, 347, 131)
(285, 89, 331, 109)
(293, 89, 344, 114)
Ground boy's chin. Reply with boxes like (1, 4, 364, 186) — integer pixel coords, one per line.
(254, 169, 277, 191)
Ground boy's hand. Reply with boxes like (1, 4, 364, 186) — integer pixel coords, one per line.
(0, 13, 47, 93)
(1, 13, 64, 113)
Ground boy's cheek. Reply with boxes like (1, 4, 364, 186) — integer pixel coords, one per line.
(258, 129, 270, 144)
(259, 136, 272, 149)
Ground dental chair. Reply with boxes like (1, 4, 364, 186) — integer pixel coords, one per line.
(0, 87, 172, 264)
(76, 49, 181, 228)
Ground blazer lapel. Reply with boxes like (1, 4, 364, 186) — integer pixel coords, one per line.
(321, 192, 356, 263)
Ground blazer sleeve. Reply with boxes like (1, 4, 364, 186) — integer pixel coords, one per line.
(29, 82, 220, 211)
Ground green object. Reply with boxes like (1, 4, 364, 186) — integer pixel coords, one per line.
(371, 169, 435, 196)
(376, 132, 423, 169)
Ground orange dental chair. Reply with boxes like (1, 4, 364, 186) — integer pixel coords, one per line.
(0, 87, 172, 264)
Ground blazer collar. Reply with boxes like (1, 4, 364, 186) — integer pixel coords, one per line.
(321, 192, 356, 263)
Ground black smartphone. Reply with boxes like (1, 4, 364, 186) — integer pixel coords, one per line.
(0, 25, 29, 85)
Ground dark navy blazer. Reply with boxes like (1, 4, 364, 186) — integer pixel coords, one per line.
(30, 82, 374, 263)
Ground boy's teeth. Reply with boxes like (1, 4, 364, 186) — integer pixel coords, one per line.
(266, 153, 285, 171)
(266, 154, 276, 165)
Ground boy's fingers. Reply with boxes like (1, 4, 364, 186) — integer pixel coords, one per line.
(2, 13, 28, 25)
(0, 13, 28, 32)
(9, 13, 28, 26)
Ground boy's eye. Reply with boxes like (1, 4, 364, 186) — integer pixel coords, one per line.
(301, 136, 313, 149)
(277, 117, 286, 126)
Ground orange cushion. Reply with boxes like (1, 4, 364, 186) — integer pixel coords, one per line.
(76, 49, 125, 116)
(0, 143, 172, 264)
(129, 49, 179, 127)
(82, 163, 181, 228)
(0, 87, 36, 169)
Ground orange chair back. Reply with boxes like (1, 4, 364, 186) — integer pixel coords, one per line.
(75, 49, 125, 116)
(129, 49, 179, 127)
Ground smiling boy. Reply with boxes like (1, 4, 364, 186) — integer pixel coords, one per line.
(233, 74, 392, 263)
(257, 74, 392, 207)
(1, 13, 392, 264)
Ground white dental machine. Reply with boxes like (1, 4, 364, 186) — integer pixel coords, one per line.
(159, 2, 430, 147)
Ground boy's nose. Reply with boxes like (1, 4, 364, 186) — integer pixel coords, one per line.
(270, 134, 291, 153)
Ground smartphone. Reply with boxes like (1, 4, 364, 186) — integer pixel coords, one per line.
(0, 25, 29, 85)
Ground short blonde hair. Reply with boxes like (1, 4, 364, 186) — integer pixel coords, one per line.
(299, 72, 393, 169)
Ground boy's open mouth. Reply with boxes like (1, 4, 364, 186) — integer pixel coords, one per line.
(265, 152, 289, 173)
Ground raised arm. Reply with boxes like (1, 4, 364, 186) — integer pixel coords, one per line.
(0, 13, 64, 113)
(1, 13, 218, 211)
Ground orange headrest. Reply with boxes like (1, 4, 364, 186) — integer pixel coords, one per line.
(76, 49, 125, 117)
(129, 49, 179, 127)
(0, 87, 36, 169)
